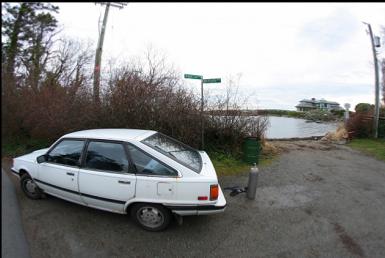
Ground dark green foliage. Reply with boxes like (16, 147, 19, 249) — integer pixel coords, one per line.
(355, 103, 374, 113)
(2, 3, 59, 78)
(378, 119, 385, 138)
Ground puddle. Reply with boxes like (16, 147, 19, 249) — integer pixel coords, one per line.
(254, 184, 319, 208)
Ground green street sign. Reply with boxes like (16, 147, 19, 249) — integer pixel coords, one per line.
(203, 78, 221, 83)
(184, 74, 203, 80)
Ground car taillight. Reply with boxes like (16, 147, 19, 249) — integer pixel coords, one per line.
(210, 184, 219, 201)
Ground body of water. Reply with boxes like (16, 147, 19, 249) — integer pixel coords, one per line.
(265, 116, 339, 139)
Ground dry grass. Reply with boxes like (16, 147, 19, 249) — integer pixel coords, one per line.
(320, 123, 348, 142)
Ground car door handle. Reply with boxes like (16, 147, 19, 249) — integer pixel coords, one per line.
(118, 180, 130, 184)
(66, 172, 75, 176)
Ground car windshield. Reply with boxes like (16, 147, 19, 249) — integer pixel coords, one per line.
(142, 133, 202, 173)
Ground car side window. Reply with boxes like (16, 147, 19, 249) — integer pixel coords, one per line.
(126, 144, 177, 176)
(84, 141, 129, 173)
(47, 139, 85, 167)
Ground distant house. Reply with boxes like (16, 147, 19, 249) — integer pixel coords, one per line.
(295, 98, 342, 112)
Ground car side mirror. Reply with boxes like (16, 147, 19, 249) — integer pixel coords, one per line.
(37, 154, 47, 164)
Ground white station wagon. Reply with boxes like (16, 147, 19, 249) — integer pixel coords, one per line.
(11, 129, 226, 231)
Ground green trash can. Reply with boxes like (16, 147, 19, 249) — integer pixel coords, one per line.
(243, 137, 261, 165)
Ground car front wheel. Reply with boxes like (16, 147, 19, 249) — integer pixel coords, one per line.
(131, 203, 171, 231)
(20, 174, 43, 199)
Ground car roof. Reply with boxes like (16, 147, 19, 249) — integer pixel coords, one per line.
(62, 129, 157, 142)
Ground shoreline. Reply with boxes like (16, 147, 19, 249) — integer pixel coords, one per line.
(266, 136, 324, 141)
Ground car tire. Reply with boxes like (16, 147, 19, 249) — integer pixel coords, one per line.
(130, 203, 171, 231)
(20, 174, 43, 200)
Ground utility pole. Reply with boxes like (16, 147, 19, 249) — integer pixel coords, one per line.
(94, 2, 127, 104)
(363, 22, 381, 138)
(201, 78, 204, 150)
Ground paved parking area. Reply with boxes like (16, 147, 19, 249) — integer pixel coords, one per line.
(2, 169, 31, 258)
(3, 141, 385, 258)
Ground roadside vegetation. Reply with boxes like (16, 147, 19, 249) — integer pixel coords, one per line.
(2, 137, 51, 158)
(211, 145, 278, 176)
(344, 102, 385, 162)
(346, 103, 385, 138)
(348, 139, 385, 162)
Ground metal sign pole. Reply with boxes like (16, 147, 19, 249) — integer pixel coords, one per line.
(183, 74, 221, 150)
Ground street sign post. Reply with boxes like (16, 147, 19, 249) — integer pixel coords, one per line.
(184, 73, 221, 150)
(184, 74, 202, 80)
(344, 103, 351, 125)
(203, 78, 221, 83)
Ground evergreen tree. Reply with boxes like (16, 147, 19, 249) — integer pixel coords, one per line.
(2, 2, 58, 87)
(2, 2, 58, 138)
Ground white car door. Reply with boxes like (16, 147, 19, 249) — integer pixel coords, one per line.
(126, 144, 178, 204)
(37, 139, 84, 204)
(78, 140, 136, 213)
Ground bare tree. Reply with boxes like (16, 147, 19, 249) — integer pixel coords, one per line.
(45, 38, 94, 93)
(103, 47, 202, 147)
(205, 74, 269, 153)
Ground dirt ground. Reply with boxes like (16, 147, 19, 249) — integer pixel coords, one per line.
(3, 140, 385, 258)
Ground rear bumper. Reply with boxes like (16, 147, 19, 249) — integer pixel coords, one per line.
(168, 204, 226, 215)
(166, 185, 227, 216)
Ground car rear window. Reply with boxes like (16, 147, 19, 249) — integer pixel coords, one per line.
(142, 133, 202, 173)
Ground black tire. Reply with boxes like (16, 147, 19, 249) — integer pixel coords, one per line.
(130, 203, 171, 232)
(20, 174, 43, 199)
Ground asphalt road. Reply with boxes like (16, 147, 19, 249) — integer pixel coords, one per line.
(2, 141, 385, 258)
(2, 169, 31, 258)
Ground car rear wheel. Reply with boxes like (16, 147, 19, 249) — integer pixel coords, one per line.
(130, 203, 171, 231)
(20, 174, 43, 199)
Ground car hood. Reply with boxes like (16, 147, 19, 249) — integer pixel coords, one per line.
(17, 148, 50, 162)
(199, 151, 218, 180)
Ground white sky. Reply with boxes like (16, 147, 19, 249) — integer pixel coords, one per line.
(54, 2, 385, 110)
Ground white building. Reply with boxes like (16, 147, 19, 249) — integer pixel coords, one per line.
(295, 98, 342, 112)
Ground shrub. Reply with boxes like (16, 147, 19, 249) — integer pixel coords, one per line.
(379, 119, 385, 138)
(355, 103, 374, 113)
(2, 28, 269, 157)
(346, 113, 373, 138)
(330, 109, 345, 117)
(303, 109, 335, 121)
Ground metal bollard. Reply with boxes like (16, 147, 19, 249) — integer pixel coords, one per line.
(247, 163, 259, 200)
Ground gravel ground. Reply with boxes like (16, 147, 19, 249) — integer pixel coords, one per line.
(2, 169, 31, 258)
(3, 141, 385, 258)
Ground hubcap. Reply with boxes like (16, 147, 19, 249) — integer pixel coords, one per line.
(25, 179, 37, 194)
(137, 206, 164, 228)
